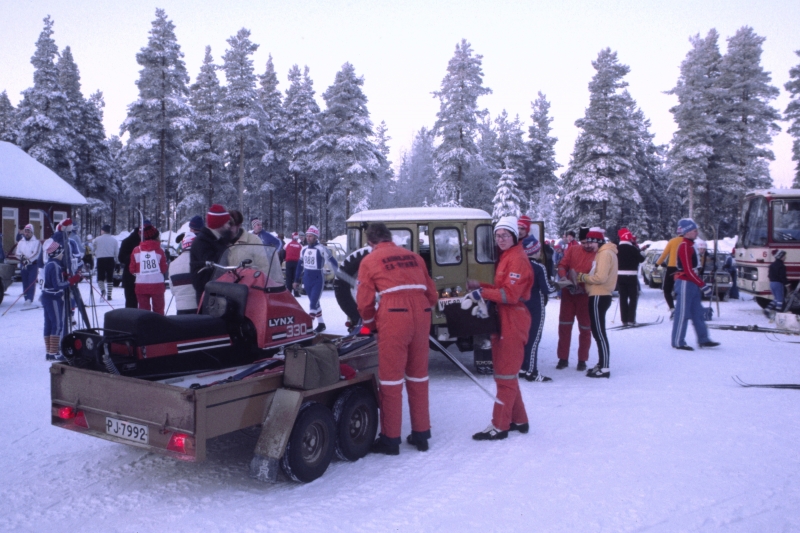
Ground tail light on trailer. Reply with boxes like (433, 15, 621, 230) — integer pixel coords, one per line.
(167, 432, 195, 456)
(55, 406, 89, 428)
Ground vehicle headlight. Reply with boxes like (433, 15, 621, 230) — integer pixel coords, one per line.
(715, 273, 730, 283)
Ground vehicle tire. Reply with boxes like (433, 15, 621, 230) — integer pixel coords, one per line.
(333, 387, 378, 461)
(755, 297, 771, 309)
(280, 402, 336, 483)
(0, 280, 4, 305)
(642, 273, 648, 286)
(648, 277, 659, 289)
(334, 246, 371, 325)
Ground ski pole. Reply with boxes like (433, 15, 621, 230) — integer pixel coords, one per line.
(611, 299, 619, 323)
(166, 293, 175, 315)
(88, 283, 116, 309)
(428, 335, 503, 405)
(1, 278, 40, 316)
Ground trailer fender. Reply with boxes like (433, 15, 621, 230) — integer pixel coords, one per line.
(249, 388, 304, 483)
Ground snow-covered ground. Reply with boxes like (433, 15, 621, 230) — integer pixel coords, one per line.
(0, 279, 798, 532)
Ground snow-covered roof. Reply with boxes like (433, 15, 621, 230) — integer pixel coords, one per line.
(347, 207, 492, 223)
(0, 142, 87, 205)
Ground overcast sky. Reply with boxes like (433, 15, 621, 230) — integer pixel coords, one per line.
(1, 0, 798, 188)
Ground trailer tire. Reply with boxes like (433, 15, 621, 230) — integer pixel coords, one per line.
(755, 297, 771, 309)
(333, 387, 378, 461)
(280, 402, 336, 483)
(334, 247, 371, 325)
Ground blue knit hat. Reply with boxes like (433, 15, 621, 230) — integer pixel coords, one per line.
(677, 218, 697, 235)
(189, 215, 204, 231)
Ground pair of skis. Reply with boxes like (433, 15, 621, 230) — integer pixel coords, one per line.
(707, 324, 800, 335)
(732, 376, 800, 389)
(608, 316, 664, 331)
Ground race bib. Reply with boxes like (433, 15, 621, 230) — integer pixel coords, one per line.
(140, 252, 160, 275)
(303, 249, 317, 269)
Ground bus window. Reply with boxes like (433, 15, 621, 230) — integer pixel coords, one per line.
(772, 200, 800, 243)
(741, 196, 768, 247)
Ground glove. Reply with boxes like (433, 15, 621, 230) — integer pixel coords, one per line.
(62, 271, 69, 280)
(68, 274, 81, 286)
(701, 284, 713, 298)
(460, 289, 489, 319)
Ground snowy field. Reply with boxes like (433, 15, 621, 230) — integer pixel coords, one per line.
(0, 279, 798, 533)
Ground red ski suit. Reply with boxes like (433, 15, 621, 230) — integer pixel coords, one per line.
(356, 241, 438, 442)
(556, 245, 596, 362)
(480, 243, 533, 431)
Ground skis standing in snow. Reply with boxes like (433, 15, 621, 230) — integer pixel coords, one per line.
(294, 225, 338, 333)
(671, 219, 720, 351)
(574, 228, 618, 378)
(517, 215, 554, 382)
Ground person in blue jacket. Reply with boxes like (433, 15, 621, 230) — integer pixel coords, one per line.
(40, 239, 80, 360)
(293, 225, 338, 333)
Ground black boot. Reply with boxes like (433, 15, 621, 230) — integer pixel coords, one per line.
(406, 429, 431, 452)
(472, 424, 508, 441)
(371, 434, 400, 455)
(556, 359, 568, 369)
(509, 422, 529, 434)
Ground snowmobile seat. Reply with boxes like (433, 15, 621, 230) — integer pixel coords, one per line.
(201, 281, 249, 320)
(103, 308, 228, 346)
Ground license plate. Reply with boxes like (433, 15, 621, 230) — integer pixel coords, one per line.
(437, 297, 461, 312)
(106, 417, 149, 444)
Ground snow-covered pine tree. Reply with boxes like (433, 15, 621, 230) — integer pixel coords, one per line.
(492, 160, 522, 222)
(666, 30, 722, 227)
(120, 9, 192, 229)
(370, 121, 395, 209)
(557, 48, 651, 237)
(183, 46, 228, 216)
(103, 134, 126, 232)
(57, 47, 115, 229)
(525, 92, 560, 236)
(0, 91, 18, 143)
(257, 54, 285, 227)
(432, 39, 492, 206)
(221, 28, 266, 215)
(280, 65, 321, 232)
(787, 50, 800, 188)
(394, 127, 436, 207)
(714, 26, 780, 235)
(313, 62, 382, 234)
(16, 16, 74, 183)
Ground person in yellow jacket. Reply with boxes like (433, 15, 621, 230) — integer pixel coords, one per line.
(573, 228, 618, 378)
(656, 226, 686, 317)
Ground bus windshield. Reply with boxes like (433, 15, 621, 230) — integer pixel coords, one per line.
(741, 196, 768, 247)
(772, 199, 800, 242)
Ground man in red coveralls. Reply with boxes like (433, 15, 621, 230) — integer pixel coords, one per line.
(357, 223, 438, 455)
(555, 229, 597, 371)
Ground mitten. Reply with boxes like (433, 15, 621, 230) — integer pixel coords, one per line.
(701, 284, 713, 298)
(68, 274, 82, 286)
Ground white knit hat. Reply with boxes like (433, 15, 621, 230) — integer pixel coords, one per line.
(494, 216, 519, 239)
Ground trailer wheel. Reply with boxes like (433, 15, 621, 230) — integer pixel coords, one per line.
(333, 387, 378, 461)
(280, 402, 336, 483)
(755, 297, 771, 309)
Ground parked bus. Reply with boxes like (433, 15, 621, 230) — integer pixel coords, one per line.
(735, 188, 800, 308)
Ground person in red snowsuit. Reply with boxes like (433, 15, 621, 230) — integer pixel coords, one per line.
(357, 223, 438, 455)
(555, 236, 596, 370)
(130, 224, 168, 315)
(469, 216, 534, 441)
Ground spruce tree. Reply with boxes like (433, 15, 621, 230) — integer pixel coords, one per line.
(525, 92, 560, 236)
(183, 46, 227, 215)
(432, 39, 492, 205)
(257, 54, 285, 227)
(220, 28, 265, 214)
(0, 91, 17, 143)
(280, 65, 321, 231)
(491, 161, 522, 222)
(394, 127, 436, 207)
(557, 48, 653, 236)
(462, 116, 498, 213)
(714, 26, 780, 234)
(787, 50, 800, 187)
(370, 121, 395, 209)
(666, 30, 722, 227)
(314, 62, 382, 232)
(16, 16, 74, 183)
(120, 9, 192, 229)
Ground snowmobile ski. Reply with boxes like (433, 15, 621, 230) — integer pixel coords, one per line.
(732, 376, 800, 389)
(707, 324, 800, 335)
(608, 316, 664, 330)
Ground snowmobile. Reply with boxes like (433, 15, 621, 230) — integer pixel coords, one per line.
(61, 261, 316, 379)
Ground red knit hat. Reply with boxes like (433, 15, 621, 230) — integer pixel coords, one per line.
(585, 227, 605, 243)
(306, 225, 320, 238)
(618, 228, 634, 242)
(517, 215, 532, 232)
(143, 225, 159, 241)
(207, 204, 230, 230)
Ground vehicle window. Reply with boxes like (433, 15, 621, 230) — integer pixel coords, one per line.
(475, 224, 495, 264)
(346, 228, 360, 253)
(741, 196, 768, 247)
(772, 200, 800, 243)
(390, 229, 413, 250)
(433, 228, 462, 266)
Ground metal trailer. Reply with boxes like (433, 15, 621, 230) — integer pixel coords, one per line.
(50, 334, 379, 483)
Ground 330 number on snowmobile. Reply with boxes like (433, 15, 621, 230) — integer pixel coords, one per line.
(106, 417, 149, 444)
